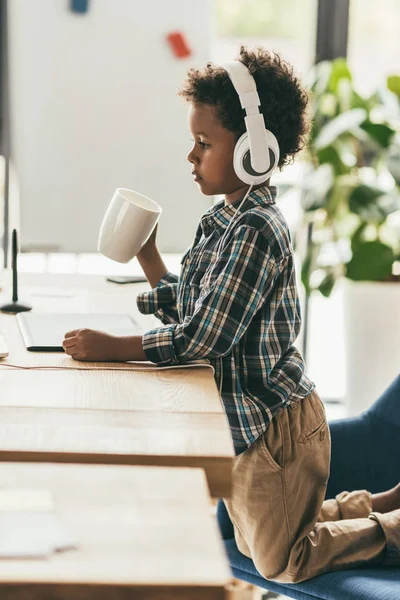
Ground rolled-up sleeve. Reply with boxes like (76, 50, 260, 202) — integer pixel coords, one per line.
(136, 272, 179, 325)
(142, 226, 281, 365)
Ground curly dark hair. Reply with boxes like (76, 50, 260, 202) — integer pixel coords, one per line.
(178, 46, 309, 168)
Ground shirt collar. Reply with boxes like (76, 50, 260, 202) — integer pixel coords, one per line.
(200, 185, 277, 237)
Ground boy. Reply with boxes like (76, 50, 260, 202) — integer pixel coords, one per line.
(63, 47, 400, 582)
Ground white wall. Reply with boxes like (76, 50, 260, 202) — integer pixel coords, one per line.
(8, 0, 212, 253)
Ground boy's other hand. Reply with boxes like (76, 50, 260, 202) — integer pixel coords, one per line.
(62, 328, 119, 362)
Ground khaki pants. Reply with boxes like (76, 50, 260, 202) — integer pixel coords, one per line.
(224, 390, 400, 583)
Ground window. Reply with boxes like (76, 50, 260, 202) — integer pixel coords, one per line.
(212, 0, 318, 77)
(347, 0, 400, 94)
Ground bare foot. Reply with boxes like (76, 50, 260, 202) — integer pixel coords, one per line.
(371, 483, 400, 513)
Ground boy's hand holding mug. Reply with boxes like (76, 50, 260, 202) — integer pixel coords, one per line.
(136, 224, 158, 263)
(98, 188, 167, 288)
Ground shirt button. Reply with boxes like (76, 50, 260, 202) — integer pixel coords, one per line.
(320, 429, 325, 441)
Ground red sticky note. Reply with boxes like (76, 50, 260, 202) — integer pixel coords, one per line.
(166, 31, 192, 59)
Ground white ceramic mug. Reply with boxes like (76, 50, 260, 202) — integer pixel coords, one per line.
(98, 188, 162, 263)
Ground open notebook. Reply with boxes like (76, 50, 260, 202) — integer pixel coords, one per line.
(17, 312, 142, 352)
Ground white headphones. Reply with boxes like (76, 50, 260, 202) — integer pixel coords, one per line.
(222, 61, 280, 185)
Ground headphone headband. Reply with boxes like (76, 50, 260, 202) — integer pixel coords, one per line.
(222, 61, 270, 173)
(222, 61, 260, 110)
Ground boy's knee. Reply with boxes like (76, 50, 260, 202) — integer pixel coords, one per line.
(252, 546, 311, 584)
(234, 525, 312, 583)
(254, 558, 310, 584)
(251, 546, 290, 583)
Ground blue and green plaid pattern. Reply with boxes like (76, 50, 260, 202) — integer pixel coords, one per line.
(137, 186, 314, 453)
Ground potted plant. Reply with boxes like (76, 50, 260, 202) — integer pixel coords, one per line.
(298, 59, 400, 415)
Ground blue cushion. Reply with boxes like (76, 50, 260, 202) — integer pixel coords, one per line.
(225, 538, 400, 600)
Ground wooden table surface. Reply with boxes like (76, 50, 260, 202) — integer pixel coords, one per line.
(0, 462, 230, 599)
(0, 273, 233, 497)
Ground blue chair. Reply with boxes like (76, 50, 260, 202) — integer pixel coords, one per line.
(217, 373, 400, 600)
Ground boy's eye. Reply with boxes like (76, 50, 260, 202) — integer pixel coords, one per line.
(189, 138, 210, 149)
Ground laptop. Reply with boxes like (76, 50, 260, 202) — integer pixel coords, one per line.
(17, 312, 142, 352)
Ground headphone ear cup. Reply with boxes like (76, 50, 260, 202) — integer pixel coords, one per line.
(233, 130, 280, 185)
(233, 133, 252, 185)
(265, 129, 280, 175)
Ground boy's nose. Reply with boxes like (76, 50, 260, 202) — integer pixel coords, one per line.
(187, 148, 199, 164)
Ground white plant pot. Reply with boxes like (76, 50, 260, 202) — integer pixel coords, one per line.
(343, 279, 400, 416)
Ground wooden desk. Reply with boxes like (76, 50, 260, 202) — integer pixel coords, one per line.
(0, 463, 230, 599)
(0, 273, 233, 497)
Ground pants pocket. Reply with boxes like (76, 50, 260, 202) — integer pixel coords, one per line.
(297, 418, 327, 444)
(259, 419, 283, 472)
(296, 391, 328, 445)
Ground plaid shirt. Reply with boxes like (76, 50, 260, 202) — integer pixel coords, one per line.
(137, 186, 314, 453)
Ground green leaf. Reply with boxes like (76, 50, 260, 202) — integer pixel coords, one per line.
(314, 108, 367, 150)
(318, 272, 336, 297)
(328, 59, 352, 94)
(337, 77, 353, 112)
(387, 75, 400, 97)
(317, 146, 351, 175)
(387, 141, 400, 185)
(301, 164, 334, 211)
(349, 184, 400, 221)
(307, 60, 332, 95)
(301, 249, 313, 296)
(319, 93, 338, 117)
(374, 87, 400, 120)
(350, 222, 367, 253)
(360, 121, 396, 148)
(350, 90, 370, 111)
(346, 240, 395, 281)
